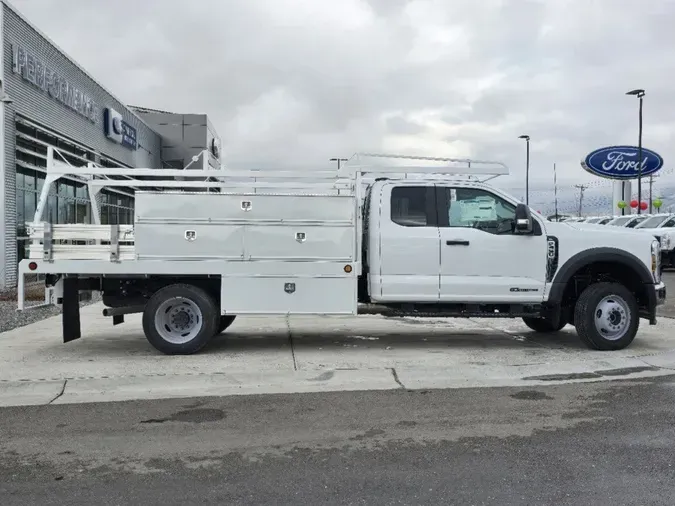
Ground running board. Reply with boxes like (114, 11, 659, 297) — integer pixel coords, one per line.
(359, 303, 543, 319)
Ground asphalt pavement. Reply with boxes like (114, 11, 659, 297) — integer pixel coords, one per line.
(2, 377, 675, 505)
(1, 274, 675, 505)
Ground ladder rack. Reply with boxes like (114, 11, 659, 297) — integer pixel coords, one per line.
(343, 152, 509, 182)
(34, 147, 510, 227)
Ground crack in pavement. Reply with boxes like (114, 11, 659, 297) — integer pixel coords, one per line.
(390, 368, 405, 389)
(285, 316, 298, 371)
(48, 379, 67, 404)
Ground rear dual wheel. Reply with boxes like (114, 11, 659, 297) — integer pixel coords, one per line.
(142, 284, 235, 355)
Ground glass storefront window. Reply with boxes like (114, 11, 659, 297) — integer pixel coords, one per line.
(24, 191, 36, 224)
(75, 183, 87, 200)
(47, 194, 57, 222)
(16, 188, 24, 227)
(23, 169, 36, 191)
(13, 133, 135, 269)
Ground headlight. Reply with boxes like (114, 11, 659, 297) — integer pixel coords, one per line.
(652, 240, 661, 282)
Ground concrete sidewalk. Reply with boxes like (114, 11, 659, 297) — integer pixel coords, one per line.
(1, 303, 675, 407)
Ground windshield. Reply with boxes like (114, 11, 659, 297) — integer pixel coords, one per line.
(635, 215, 670, 229)
(626, 216, 648, 228)
(598, 218, 611, 225)
(585, 218, 601, 223)
(610, 216, 632, 226)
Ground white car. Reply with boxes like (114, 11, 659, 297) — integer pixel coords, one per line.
(584, 216, 613, 225)
(634, 213, 675, 231)
(607, 215, 650, 229)
(634, 214, 675, 266)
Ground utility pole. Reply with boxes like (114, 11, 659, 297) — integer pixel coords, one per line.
(649, 174, 659, 213)
(574, 184, 588, 217)
(329, 157, 348, 170)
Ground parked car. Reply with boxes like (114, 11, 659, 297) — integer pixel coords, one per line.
(607, 215, 650, 228)
(584, 216, 613, 225)
(634, 214, 675, 230)
(633, 214, 675, 267)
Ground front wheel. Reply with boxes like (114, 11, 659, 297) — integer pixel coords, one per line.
(574, 282, 639, 351)
(142, 284, 219, 355)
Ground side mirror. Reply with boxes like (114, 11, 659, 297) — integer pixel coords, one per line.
(514, 203, 534, 234)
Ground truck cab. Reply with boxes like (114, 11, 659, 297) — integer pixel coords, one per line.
(364, 179, 666, 350)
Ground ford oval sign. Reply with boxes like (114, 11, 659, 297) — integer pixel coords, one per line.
(582, 145, 664, 180)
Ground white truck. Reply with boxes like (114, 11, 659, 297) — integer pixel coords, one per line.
(633, 214, 675, 267)
(17, 149, 666, 354)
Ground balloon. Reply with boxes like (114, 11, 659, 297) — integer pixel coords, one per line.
(630, 200, 639, 208)
(640, 201, 648, 211)
(654, 198, 663, 209)
(617, 201, 627, 209)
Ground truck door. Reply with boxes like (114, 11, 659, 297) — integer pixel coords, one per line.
(436, 185, 547, 302)
(369, 183, 440, 302)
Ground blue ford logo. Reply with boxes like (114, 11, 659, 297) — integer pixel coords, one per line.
(112, 117, 123, 135)
(582, 145, 663, 179)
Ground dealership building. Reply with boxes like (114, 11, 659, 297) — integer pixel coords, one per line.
(0, 1, 221, 291)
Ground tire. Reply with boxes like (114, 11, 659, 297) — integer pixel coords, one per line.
(216, 315, 237, 335)
(142, 284, 219, 355)
(574, 282, 639, 351)
(522, 316, 566, 333)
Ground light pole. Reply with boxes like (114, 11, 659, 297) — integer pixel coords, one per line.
(626, 89, 645, 214)
(518, 135, 530, 205)
(329, 157, 348, 170)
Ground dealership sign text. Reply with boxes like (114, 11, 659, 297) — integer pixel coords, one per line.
(11, 43, 98, 123)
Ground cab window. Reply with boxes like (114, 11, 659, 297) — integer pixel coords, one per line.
(390, 186, 434, 227)
(442, 187, 517, 234)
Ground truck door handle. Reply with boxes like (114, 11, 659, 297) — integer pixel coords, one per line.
(446, 240, 470, 246)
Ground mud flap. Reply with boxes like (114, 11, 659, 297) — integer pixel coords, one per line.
(62, 277, 81, 343)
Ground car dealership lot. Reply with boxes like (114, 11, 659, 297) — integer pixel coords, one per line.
(2, 289, 675, 407)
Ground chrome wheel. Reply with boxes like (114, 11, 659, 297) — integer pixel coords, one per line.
(593, 295, 631, 341)
(154, 297, 203, 344)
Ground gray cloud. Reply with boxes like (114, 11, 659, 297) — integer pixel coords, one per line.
(12, 0, 675, 187)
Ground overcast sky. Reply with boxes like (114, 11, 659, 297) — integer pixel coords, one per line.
(11, 0, 675, 191)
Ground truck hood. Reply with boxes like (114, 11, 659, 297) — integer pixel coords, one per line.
(564, 222, 654, 237)
(550, 221, 655, 237)
(634, 227, 675, 237)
